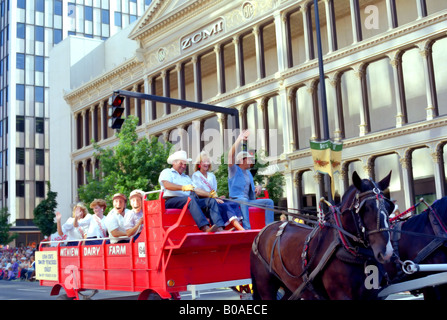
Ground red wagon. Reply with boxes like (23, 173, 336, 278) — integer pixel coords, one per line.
(37, 193, 268, 300)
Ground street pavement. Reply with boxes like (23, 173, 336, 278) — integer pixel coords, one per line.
(0, 279, 422, 300)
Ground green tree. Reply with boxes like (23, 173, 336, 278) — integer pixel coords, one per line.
(0, 207, 18, 245)
(78, 116, 172, 211)
(33, 182, 58, 237)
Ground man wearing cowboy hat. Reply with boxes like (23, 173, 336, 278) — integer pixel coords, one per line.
(124, 189, 145, 238)
(104, 193, 130, 243)
(159, 150, 225, 232)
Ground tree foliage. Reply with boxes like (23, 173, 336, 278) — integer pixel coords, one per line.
(33, 182, 58, 237)
(78, 116, 172, 212)
(0, 207, 18, 245)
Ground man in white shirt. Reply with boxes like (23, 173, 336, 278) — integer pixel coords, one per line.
(159, 150, 225, 232)
(104, 193, 130, 244)
(124, 189, 145, 239)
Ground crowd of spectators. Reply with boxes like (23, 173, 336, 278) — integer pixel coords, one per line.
(0, 246, 36, 281)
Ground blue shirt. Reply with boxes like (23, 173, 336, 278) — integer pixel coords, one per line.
(158, 167, 198, 198)
(228, 165, 256, 200)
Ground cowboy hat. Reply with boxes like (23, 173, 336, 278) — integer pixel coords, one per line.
(167, 150, 192, 164)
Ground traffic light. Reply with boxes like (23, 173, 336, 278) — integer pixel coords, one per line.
(108, 94, 125, 129)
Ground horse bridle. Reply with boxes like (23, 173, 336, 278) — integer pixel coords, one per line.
(348, 180, 393, 246)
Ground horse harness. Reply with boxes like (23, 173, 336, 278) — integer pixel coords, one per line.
(252, 185, 392, 300)
(390, 203, 447, 283)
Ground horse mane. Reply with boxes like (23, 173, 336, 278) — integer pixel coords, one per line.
(338, 184, 358, 212)
(427, 196, 447, 221)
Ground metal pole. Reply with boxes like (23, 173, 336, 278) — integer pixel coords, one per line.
(114, 89, 240, 130)
(313, 0, 332, 201)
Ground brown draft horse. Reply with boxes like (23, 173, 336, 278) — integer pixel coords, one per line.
(250, 171, 395, 300)
(386, 196, 447, 300)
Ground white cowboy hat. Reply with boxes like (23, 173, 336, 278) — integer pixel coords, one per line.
(167, 150, 192, 164)
(236, 151, 255, 163)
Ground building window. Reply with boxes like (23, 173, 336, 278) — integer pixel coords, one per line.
(18, 0, 26, 9)
(16, 116, 25, 132)
(36, 118, 44, 134)
(54, 0, 62, 15)
(36, 26, 45, 42)
(36, 181, 45, 198)
(36, 0, 45, 12)
(36, 149, 45, 166)
(16, 181, 25, 197)
(54, 29, 62, 44)
(35, 86, 44, 103)
(16, 148, 25, 165)
(35, 56, 44, 72)
(114, 12, 122, 27)
(16, 84, 25, 100)
(16, 53, 25, 69)
(102, 9, 110, 24)
(17, 23, 25, 39)
(85, 6, 93, 21)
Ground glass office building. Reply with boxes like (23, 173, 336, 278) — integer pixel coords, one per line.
(2, 0, 151, 246)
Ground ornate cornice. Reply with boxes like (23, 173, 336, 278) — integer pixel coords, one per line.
(64, 57, 144, 111)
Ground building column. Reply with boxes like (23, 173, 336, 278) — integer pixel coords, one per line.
(398, 150, 415, 209)
(284, 169, 296, 211)
(176, 63, 186, 102)
(257, 97, 267, 153)
(73, 161, 79, 202)
(273, 11, 287, 72)
(353, 63, 369, 136)
(328, 73, 342, 141)
(388, 51, 407, 127)
(82, 110, 88, 147)
(324, 0, 337, 53)
(418, 41, 438, 121)
(416, 0, 427, 18)
(214, 44, 224, 95)
(99, 101, 106, 140)
(233, 36, 243, 88)
(349, 0, 362, 43)
(386, 0, 398, 29)
(253, 26, 264, 80)
(192, 56, 202, 102)
(217, 113, 227, 151)
(430, 144, 446, 199)
(90, 105, 97, 142)
(278, 86, 292, 154)
(307, 82, 318, 141)
(161, 70, 170, 115)
(301, 5, 313, 61)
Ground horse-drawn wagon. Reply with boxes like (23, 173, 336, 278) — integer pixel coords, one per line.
(37, 191, 267, 300)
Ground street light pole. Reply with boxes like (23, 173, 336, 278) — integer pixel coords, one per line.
(313, 0, 332, 201)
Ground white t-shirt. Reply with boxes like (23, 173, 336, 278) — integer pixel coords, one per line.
(124, 210, 143, 235)
(62, 217, 88, 241)
(77, 214, 108, 238)
(104, 209, 130, 244)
